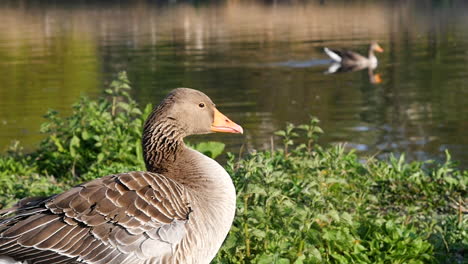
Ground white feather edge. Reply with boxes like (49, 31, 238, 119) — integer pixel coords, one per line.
(0, 256, 25, 264)
(324, 47, 342, 63)
(324, 63, 341, 74)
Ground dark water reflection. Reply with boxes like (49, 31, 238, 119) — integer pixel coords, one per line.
(0, 0, 467, 167)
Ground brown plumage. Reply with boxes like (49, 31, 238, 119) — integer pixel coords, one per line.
(0, 88, 243, 264)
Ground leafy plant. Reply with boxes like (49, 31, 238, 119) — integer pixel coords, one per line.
(214, 121, 466, 264)
(298, 117, 323, 153)
(188, 141, 225, 159)
(36, 71, 147, 181)
(274, 123, 299, 156)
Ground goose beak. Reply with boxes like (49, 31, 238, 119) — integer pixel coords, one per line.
(374, 44, 384, 53)
(372, 74, 382, 84)
(211, 108, 243, 134)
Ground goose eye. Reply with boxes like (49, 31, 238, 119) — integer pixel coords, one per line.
(198, 103, 205, 108)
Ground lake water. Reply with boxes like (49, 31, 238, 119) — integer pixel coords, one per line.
(0, 0, 467, 168)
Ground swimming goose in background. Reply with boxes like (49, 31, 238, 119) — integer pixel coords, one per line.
(0, 88, 243, 264)
(324, 42, 384, 74)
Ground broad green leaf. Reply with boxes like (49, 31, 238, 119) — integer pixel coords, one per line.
(193, 141, 225, 159)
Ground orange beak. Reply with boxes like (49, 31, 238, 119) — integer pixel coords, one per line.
(372, 74, 382, 84)
(211, 108, 243, 134)
(374, 44, 384, 53)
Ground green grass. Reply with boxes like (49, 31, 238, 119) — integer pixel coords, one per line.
(0, 72, 466, 263)
(215, 132, 466, 264)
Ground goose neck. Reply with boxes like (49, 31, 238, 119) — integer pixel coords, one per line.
(142, 119, 185, 173)
(368, 48, 375, 59)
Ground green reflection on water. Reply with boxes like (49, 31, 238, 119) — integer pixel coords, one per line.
(0, 30, 100, 150)
(0, 0, 467, 166)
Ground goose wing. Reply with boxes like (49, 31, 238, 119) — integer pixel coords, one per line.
(324, 47, 343, 62)
(337, 50, 367, 62)
(0, 171, 192, 264)
(324, 48, 367, 62)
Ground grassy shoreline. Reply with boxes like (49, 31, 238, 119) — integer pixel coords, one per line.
(1, 73, 466, 263)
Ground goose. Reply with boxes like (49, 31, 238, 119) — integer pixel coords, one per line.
(324, 42, 384, 74)
(0, 88, 243, 264)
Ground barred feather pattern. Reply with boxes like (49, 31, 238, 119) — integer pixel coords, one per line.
(143, 121, 183, 174)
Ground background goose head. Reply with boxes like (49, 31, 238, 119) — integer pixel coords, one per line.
(370, 42, 384, 53)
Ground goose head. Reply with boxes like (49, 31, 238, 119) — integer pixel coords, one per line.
(370, 42, 384, 53)
(143, 88, 243, 173)
(147, 88, 243, 137)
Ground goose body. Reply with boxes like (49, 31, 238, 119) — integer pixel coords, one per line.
(0, 88, 243, 264)
(324, 42, 383, 73)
